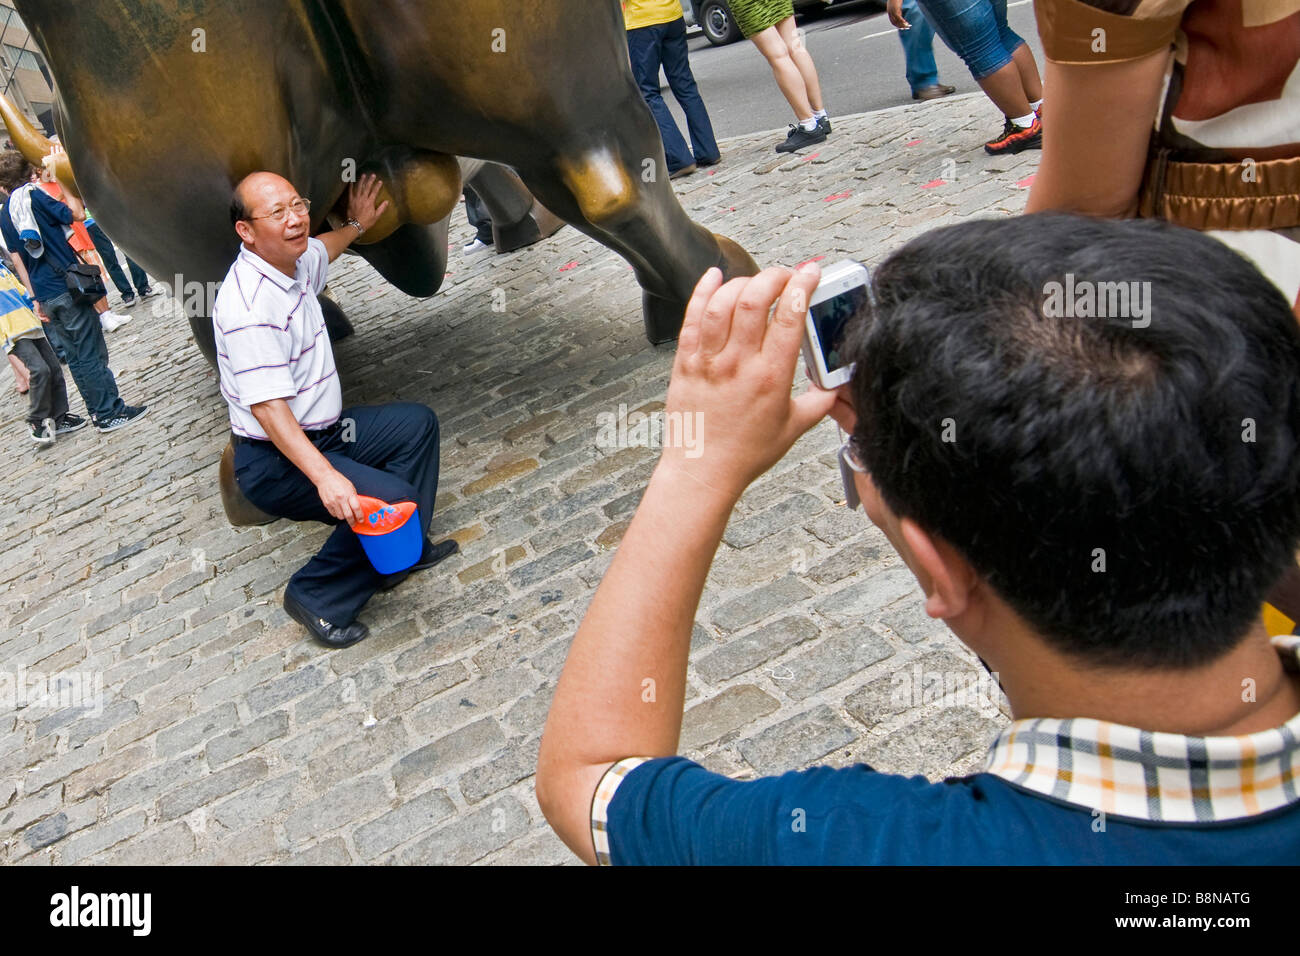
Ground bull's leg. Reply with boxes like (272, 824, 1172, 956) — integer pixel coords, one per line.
(461, 159, 566, 254)
(513, 140, 757, 344)
(319, 293, 354, 343)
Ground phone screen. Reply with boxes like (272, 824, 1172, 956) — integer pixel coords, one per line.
(810, 285, 868, 373)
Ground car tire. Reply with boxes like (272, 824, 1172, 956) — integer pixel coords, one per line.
(698, 0, 742, 45)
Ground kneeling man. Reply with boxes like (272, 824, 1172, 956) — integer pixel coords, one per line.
(216, 171, 457, 648)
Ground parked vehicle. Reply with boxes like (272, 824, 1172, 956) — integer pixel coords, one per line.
(688, 0, 841, 46)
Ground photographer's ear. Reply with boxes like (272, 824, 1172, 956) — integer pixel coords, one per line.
(899, 518, 977, 622)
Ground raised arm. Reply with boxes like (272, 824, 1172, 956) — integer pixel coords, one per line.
(1024, 53, 1170, 217)
(536, 264, 836, 863)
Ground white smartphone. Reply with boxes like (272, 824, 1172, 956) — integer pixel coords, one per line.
(802, 258, 871, 390)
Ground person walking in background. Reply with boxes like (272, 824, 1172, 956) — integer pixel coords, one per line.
(888, 0, 1043, 154)
(461, 186, 494, 256)
(0, 150, 147, 433)
(894, 0, 956, 102)
(0, 255, 85, 444)
(730, 0, 831, 153)
(623, 0, 721, 178)
(83, 210, 158, 306)
(34, 161, 132, 332)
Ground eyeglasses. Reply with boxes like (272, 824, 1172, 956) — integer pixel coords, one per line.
(250, 198, 311, 223)
(838, 438, 867, 510)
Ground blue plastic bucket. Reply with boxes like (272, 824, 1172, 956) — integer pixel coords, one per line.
(351, 496, 421, 574)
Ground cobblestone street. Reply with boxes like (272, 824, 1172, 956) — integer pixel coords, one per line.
(0, 93, 1039, 865)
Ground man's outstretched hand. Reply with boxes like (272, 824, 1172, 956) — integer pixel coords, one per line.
(346, 173, 390, 234)
(658, 263, 839, 503)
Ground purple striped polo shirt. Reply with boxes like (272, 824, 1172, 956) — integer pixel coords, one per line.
(212, 237, 341, 439)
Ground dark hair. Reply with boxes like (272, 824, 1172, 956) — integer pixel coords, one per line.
(229, 180, 251, 227)
(0, 150, 35, 192)
(844, 213, 1300, 669)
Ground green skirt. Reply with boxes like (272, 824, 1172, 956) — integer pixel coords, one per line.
(730, 0, 795, 38)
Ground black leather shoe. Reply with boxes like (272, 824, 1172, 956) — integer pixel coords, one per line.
(283, 590, 369, 648)
(377, 537, 460, 592)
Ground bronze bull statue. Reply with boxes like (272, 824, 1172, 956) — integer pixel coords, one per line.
(7, 0, 757, 360)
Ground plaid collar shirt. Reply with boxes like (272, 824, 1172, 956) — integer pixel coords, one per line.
(591, 636, 1300, 864)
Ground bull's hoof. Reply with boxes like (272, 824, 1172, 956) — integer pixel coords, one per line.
(219, 443, 278, 527)
(319, 293, 354, 343)
(642, 289, 686, 345)
(494, 199, 566, 253)
(640, 234, 761, 345)
(715, 232, 759, 281)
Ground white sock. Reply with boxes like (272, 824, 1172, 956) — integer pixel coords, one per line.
(1010, 112, 1037, 128)
(813, 108, 828, 120)
(1029, 98, 1043, 112)
(799, 116, 818, 131)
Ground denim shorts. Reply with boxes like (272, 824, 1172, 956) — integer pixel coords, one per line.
(917, 0, 1024, 80)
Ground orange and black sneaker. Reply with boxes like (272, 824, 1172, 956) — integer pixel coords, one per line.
(984, 115, 1042, 155)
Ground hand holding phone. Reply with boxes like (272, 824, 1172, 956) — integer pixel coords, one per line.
(801, 258, 872, 390)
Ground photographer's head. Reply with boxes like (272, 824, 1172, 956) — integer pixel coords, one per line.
(840, 214, 1300, 671)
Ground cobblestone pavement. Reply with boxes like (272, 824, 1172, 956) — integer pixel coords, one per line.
(0, 93, 1039, 865)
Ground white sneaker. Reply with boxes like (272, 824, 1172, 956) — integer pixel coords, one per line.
(100, 311, 131, 332)
(462, 238, 492, 255)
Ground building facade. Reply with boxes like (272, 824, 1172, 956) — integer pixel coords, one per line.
(0, 0, 55, 135)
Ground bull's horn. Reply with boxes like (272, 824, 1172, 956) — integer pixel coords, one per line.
(0, 92, 77, 194)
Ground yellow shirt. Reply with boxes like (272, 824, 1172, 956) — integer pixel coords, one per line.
(623, 0, 685, 30)
(0, 263, 41, 353)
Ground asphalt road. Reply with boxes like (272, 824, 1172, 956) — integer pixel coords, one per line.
(661, 0, 1046, 140)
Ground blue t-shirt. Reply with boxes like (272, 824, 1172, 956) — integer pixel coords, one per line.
(606, 757, 1300, 864)
(0, 187, 77, 304)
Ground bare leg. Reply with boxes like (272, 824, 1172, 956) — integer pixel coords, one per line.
(1011, 43, 1043, 103)
(976, 61, 1033, 118)
(749, 26, 814, 120)
(775, 17, 824, 113)
(9, 351, 29, 393)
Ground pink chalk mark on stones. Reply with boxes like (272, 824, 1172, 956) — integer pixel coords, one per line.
(906, 139, 923, 146)
(559, 261, 579, 272)
(824, 191, 852, 202)
(801, 152, 821, 162)
(796, 255, 827, 269)
(921, 179, 945, 189)
(1015, 174, 1036, 189)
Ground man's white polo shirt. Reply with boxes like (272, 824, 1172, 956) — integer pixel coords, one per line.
(213, 237, 341, 439)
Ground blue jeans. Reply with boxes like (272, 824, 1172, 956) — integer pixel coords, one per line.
(627, 17, 720, 174)
(86, 221, 150, 297)
(43, 292, 126, 422)
(916, 0, 1023, 80)
(897, 0, 939, 93)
